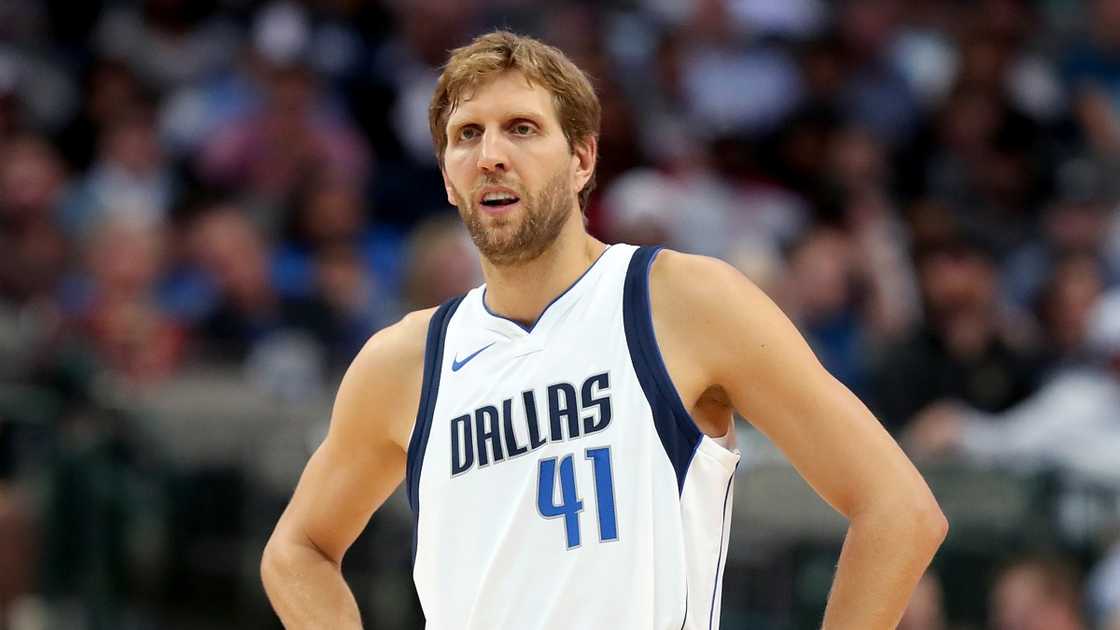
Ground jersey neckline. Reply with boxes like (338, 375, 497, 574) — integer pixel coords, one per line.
(480, 244, 616, 335)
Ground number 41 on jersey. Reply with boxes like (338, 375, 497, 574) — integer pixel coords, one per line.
(537, 446, 618, 549)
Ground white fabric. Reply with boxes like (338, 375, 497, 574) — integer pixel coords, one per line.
(962, 368, 1120, 486)
(411, 244, 741, 629)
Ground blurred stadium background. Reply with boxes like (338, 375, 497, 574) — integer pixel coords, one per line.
(1, 0, 1120, 628)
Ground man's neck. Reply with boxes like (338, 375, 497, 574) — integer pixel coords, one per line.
(480, 216, 606, 328)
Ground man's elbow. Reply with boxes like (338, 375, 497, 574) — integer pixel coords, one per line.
(260, 536, 286, 588)
(901, 495, 949, 552)
(920, 499, 949, 544)
(261, 529, 340, 585)
(857, 491, 948, 551)
(260, 532, 308, 587)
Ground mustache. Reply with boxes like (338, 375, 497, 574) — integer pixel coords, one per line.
(471, 176, 523, 197)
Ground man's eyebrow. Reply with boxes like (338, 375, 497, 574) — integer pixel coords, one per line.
(505, 111, 545, 121)
(448, 110, 547, 128)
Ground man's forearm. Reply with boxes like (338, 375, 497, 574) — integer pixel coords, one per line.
(262, 538, 363, 629)
(820, 505, 947, 629)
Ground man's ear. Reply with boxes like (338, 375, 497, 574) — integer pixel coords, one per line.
(571, 135, 598, 193)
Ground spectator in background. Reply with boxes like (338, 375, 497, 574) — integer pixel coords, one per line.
(54, 59, 146, 172)
(834, 0, 919, 145)
(0, 136, 70, 308)
(626, 29, 699, 169)
(196, 3, 370, 211)
(989, 555, 1086, 630)
(873, 233, 1042, 432)
(782, 225, 871, 395)
(0, 135, 67, 228)
(674, 0, 806, 138)
(276, 179, 402, 358)
(906, 4, 1055, 254)
(845, 189, 924, 343)
(823, 123, 923, 340)
(898, 571, 948, 630)
(311, 242, 394, 366)
(62, 103, 178, 237)
(274, 172, 403, 310)
(401, 214, 480, 311)
(601, 133, 807, 285)
(93, 0, 238, 93)
(0, 45, 80, 136)
(1003, 158, 1118, 309)
(782, 198, 921, 396)
(186, 205, 337, 369)
(0, 135, 70, 383)
(951, 0, 1064, 124)
(1064, 0, 1120, 159)
(920, 79, 1046, 255)
(906, 290, 1120, 487)
(63, 215, 184, 383)
(1033, 252, 1106, 369)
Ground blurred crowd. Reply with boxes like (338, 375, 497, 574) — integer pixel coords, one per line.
(1, 0, 1120, 628)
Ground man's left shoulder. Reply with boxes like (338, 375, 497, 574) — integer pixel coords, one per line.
(646, 247, 785, 366)
(647, 248, 750, 310)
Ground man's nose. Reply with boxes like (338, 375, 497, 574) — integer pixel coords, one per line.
(477, 130, 509, 173)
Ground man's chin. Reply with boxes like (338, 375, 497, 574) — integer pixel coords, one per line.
(475, 229, 547, 266)
(476, 234, 521, 260)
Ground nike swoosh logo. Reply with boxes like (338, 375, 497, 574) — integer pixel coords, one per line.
(451, 342, 496, 372)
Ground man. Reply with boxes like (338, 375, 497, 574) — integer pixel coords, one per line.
(261, 31, 947, 629)
(906, 289, 1120, 487)
(990, 556, 1086, 630)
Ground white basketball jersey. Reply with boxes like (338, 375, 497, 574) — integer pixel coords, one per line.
(405, 244, 741, 629)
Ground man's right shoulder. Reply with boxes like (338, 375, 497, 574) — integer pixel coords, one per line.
(332, 307, 440, 449)
(350, 307, 439, 379)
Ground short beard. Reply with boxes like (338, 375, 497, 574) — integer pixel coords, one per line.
(456, 170, 573, 267)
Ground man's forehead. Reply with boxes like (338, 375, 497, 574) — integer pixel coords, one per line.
(447, 71, 556, 125)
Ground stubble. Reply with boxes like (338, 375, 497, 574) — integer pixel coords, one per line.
(455, 169, 573, 266)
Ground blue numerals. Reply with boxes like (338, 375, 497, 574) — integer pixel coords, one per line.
(537, 455, 584, 548)
(536, 447, 618, 549)
(585, 447, 618, 541)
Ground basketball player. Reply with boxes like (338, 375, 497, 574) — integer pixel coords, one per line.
(261, 31, 947, 629)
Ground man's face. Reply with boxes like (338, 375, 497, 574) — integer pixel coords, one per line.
(441, 70, 594, 266)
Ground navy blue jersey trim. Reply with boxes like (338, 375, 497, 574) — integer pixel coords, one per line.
(622, 245, 703, 493)
(708, 472, 736, 630)
(405, 294, 466, 563)
(481, 244, 614, 333)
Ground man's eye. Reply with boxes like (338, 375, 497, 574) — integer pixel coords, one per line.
(512, 123, 535, 135)
(458, 127, 479, 141)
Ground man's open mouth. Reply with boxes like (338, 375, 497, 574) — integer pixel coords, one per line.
(481, 194, 520, 207)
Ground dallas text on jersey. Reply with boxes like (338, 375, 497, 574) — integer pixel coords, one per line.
(449, 371, 612, 476)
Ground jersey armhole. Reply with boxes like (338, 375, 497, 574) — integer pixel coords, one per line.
(405, 294, 466, 562)
(622, 245, 703, 494)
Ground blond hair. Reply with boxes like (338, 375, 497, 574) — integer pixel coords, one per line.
(429, 30, 601, 210)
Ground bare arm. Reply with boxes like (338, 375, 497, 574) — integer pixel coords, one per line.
(651, 251, 947, 630)
(261, 309, 433, 629)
